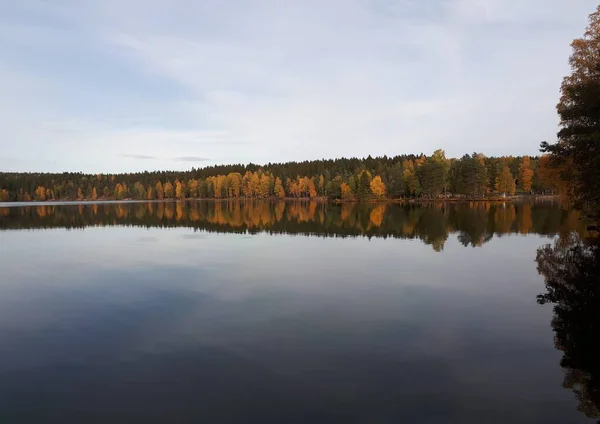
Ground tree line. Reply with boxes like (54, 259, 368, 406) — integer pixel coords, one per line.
(0, 151, 561, 202)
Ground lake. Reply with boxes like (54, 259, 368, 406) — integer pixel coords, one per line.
(0, 200, 595, 423)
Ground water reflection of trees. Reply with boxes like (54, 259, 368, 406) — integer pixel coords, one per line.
(537, 234, 600, 422)
(0, 201, 587, 250)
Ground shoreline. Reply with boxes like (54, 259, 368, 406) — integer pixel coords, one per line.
(0, 195, 560, 207)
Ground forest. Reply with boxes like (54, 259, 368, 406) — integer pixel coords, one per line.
(0, 151, 564, 202)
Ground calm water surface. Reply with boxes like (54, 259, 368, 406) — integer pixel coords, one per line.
(0, 201, 595, 423)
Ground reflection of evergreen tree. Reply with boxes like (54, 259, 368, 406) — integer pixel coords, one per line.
(414, 206, 448, 252)
(450, 204, 493, 247)
(537, 234, 600, 422)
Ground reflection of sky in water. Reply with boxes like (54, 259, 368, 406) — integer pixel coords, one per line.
(0, 226, 588, 423)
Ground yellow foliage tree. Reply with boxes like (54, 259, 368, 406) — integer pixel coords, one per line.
(341, 182, 354, 200)
(175, 180, 185, 200)
(226, 173, 242, 198)
(155, 181, 164, 200)
(274, 177, 286, 199)
(35, 186, 46, 201)
(494, 166, 516, 196)
(259, 174, 271, 198)
(91, 187, 98, 200)
(164, 181, 174, 199)
(308, 178, 318, 198)
(518, 156, 534, 192)
(370, 176, 387, 198)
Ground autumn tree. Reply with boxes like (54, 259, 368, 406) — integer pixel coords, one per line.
(164, 181, 174, 199)
(538, 155, 573, 200)
(541, 5, 600, 219)
(518, 156, 534, 192)
(494, 166, 516, 197)
(0, 189, 9, 201)
(226, 173, 242, 198)
(114, 183, 126, 200)
(35, 186, 46, 201)
(175, 180, 185, 200)
(155, 181, 164, 200)
(91, 187, 98, 200)
(308, 178, 318, 198)
(133, 182, 146, 200)
(274, 177, 286, 199)
(370, 176, 386, 198)
(259, 174, 271, 198)
(341, 182, 354, 201)
(187, 179, 200, 198)
(402, 160, 421, 197)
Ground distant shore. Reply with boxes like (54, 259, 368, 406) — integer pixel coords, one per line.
(0, 194, 561, 206)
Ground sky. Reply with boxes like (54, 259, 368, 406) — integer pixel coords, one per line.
(0, 0, 597, 173)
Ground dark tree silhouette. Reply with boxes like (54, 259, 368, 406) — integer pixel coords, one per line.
(537, 234, 600, 422)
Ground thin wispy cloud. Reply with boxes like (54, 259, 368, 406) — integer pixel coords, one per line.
(121, 154, 210, 162)
(122, 154, 157, 160)
(0, 0, 597, 173)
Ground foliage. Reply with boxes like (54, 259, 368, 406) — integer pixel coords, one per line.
(0, 151, 553, 202)
(494, 166, 516, 196)
(370, 176, 386, 198)
(518, 156, 534, 192)
(541, 5, 600, 220)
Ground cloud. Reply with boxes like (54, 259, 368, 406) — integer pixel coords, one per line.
(121, 154, 210, 162)
(0, 0, 598, 172)
(122, 154, 157, 160)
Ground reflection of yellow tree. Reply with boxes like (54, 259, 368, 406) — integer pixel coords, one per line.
(189, 204, 201, 222)
(341, 203, 356, 226)
(518, 203, 533, 234)
(494, 204, 516, 234)
(229, 202, 243, 226)
(164, 203, 174, 220)
(135, 205, 146, 220)
(369, 204, 387, 227)
(115, 204, 127, 219)
(274, 201, 285, 222)
(341, 183, 353, 201)
(176, 202, 184, 221)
